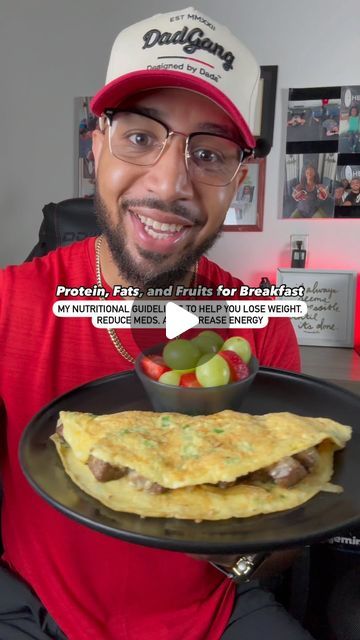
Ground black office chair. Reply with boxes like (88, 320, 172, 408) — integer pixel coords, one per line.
(25, 197, 100, 261)
(0, 199, 99, 549)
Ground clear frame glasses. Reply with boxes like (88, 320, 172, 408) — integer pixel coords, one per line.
(101, 109, 253, 187)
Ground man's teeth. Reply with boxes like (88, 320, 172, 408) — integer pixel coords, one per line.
(146, 227, 172, 239)
(137, 213, 184, 237)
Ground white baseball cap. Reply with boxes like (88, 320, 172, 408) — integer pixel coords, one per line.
(91, 7, 260, 149)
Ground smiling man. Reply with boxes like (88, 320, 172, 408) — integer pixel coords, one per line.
(92, 88, 248, 290)
(0, 7, 314, 640)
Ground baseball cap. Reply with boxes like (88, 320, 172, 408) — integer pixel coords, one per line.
(90, 7, 260, 149)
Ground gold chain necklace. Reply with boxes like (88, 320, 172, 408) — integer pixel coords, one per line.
(95, 235, 198, 363)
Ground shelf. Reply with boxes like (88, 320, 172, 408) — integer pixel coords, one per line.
(300, 346, 360, 395)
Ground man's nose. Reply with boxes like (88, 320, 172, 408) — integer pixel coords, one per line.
(142, 135, 195, 201)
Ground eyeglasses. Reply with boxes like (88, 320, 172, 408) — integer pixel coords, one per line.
(100, 109, 253, 187)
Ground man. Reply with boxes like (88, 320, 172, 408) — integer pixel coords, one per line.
(343, 177, 360, 205)
(0, 7, 313, 640)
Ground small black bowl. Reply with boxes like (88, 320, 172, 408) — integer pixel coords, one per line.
(135, 344, 259, 415)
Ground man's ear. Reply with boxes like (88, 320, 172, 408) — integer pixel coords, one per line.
(92, 128, 105, 173)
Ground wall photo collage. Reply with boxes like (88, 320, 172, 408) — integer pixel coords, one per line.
(282, 85, 360, 219)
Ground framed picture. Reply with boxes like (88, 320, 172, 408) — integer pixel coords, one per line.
(253, 66, 278, 148)
(223, 157, 265, 231)
(282, 152, 337, 219)
(339, 85, 360, 154)
(75, 97, 98, 198)
(286, 95, 340, 144)
(277, 268, 357, 347)
(282, 85, 360, 219)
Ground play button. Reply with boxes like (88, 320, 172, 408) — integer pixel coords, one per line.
(165, 301, 199, 339)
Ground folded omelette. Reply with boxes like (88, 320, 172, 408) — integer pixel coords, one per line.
(51, 410, 352, 520)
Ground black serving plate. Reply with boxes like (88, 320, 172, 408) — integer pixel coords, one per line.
(19, 368, 360, 554)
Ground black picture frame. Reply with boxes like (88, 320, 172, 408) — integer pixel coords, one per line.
(254, 65, 278, 150)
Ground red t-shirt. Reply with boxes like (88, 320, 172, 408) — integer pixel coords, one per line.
(0, 238, 300, 640)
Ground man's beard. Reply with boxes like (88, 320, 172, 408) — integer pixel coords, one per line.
(94, 190, 223, 289)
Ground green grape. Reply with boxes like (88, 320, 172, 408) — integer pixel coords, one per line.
(191, 330, 224, 355)
(222, 336, 252, 364)
(173, 368, 195, 375)
(158, 370, 181, 386)
(195, 353, 231, 387)
(163, 339, 201, 371)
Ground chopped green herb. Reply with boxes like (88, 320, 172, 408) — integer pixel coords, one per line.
(182, 424, 191, 429)
(213, 428, 224, 434)
(182, 444, 199, 457)
(161, 416, 171, 427)
(143, 439, 155, 448)
(240, 442, 254, 452)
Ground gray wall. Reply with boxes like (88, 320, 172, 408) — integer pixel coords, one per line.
(1, 0, 360, 283)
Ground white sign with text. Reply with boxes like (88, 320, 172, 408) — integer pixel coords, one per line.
(277, 268, 357, 347)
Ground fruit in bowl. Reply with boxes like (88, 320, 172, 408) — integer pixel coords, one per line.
(135, 332, 259, 415)
(140, 331, 253, 388)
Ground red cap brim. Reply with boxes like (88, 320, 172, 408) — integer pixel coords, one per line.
(90, 70, 255, 149)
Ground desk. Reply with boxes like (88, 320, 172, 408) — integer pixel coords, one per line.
(300, 346, 360, 395)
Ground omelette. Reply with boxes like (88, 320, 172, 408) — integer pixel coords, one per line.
(51, 410, 352, 520)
